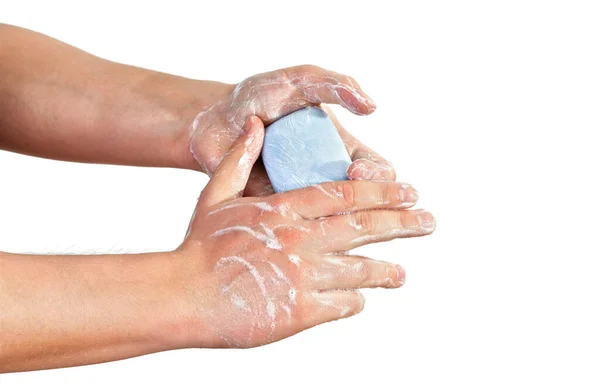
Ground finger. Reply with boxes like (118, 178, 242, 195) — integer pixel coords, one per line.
(307, 255, 405, 290)
(302, 290, 365, 329)
(285, 65, 376, 116)
(199, 116, 264, 208)
(236, 65, 377, 125)
(322, 106, 396, 181)
(311, 209, 436, 253)
(279, 181, 418, 219)
(347, 157, 396, 181)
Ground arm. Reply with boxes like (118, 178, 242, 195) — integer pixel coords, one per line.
(0, 23, 226, 169)
(0, 24, 395, 194)
(0, 250, 192, 372)
(0, 116, 435, 372)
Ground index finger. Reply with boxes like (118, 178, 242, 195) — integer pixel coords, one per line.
(275, 181, 418, 219)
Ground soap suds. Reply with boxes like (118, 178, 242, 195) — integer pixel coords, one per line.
(216, 256, 267, 296)
(288, 255, 301, 266)
(349, 227, 432, 245)
(348, 218, 363, 230)
(276, 203, 291, 215)
(188, 67, 377, 179)
(212, 225, 282, 250)
(216, 256, 279, 340)
(268, 262, 290, 284)
(237, 135, 256, 176)
(258, 223, 282, 250)
(208, 202, 274, 216)
(353, 261, 365, 272)
(325, 256, 347, 266)
(312, 291, 335, 307)
(281, 304, 292, 319)
(230, 293, 250, 311)
(288, 289, 297, 305)
(266, 301, 276, 320)
(311, 184, 340, 199)
(271, 223, 310, 233)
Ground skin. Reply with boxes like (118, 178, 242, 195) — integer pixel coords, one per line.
(0, 118, 435, 371)
(0, 24, 436, 372)
(0, 24, 394, 192)
(183, 118, 434, 348)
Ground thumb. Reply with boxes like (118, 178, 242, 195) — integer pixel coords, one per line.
(199, 115, 265, 208)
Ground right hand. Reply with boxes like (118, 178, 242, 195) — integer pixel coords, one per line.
(186, 65, 396, 196)
(177, 115, 436, 348)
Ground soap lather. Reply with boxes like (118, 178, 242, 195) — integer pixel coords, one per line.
(262, 107, 351, 193)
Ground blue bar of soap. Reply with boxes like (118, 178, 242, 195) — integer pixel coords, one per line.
(262, 107, 352, 193)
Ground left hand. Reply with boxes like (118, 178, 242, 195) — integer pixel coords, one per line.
(188, 65, 396, 196)
(178, 116, 429, 348)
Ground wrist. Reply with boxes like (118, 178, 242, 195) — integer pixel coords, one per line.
(154, 74, 235, 172)
(144, 248, 198, 350)
(157, 245, 220, 349)
(0, 250, 211, 370)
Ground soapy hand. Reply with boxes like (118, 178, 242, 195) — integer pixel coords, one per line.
(189, 65, 395, 196)
(179, 116, 435, 348)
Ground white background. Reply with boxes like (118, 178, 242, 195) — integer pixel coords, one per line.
(1, 0, 599, 382)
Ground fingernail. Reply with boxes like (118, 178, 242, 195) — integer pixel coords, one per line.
(395, 264, 406, 286)
(417, 211, 436, 230)
(364, 94, 377, 111)
(347, 161, 364, 179)
(399, 183, 419, 204)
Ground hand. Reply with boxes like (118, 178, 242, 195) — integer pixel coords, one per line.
(178, 116, 435, 348)
(188, 65, 396, 196)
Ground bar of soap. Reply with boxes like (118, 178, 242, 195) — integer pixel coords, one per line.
(262, 107, 351, 193)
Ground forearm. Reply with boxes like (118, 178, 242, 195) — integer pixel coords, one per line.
(0, 24, 230, 170)
(0, 250, 195, 372)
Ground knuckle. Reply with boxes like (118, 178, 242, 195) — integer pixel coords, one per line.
(340, 182, 356, 208)
(269, 193, 288, 209)
(344, 75, 359, 88)
(397, 211, 409, 229)
(353, 211, 377, 234)
(269, 195, 303, 221)
(381, 183, 399, 205)
(352, 259, 370, 285)
(233, 77, 252, 97)
(281, 229, 305, 249)
(296, 64, 322, 74)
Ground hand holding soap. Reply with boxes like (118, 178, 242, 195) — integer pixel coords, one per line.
(262, 107, 352, 193)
